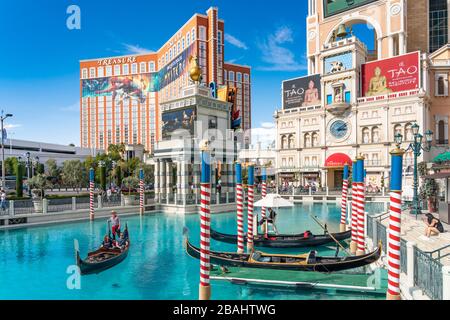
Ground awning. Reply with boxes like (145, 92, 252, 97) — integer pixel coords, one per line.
(424, 172, 450, 179)
(434, 152, 450, 163)
(325, 153, 352, 168)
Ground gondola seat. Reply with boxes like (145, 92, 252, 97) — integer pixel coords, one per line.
(307, 251, 317, 264)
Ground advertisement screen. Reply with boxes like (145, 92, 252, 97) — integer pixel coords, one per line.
(282, 74, 321, 110)
(161, 107, 196, 140)
(323, 0, 378, 18)
(361, 52, 420, 97)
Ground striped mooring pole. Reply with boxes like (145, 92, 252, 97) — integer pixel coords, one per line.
(356, 155, 366, 256)
(247, 164, 255, 252)
(340, 164, 349, 233)
(139, 168, 144, 215)
(261, 167, 268, 235)
(350, 159, 358, 254)
(235, 162, 245, 254)
(199, 147, 211, 300)
(89, 168, 95, 221)
(387, 145, 405, 300)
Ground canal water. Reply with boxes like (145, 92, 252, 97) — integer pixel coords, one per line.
(0, 203, 385, 300)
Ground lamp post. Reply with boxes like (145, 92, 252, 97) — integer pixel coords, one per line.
(32, 156, 40, 176)
(25, 152, 31, 197)
(403, 124, 433, 219)
(1, 111, 13, 189)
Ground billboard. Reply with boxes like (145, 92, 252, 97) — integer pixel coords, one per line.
(361, 52, 420, 97)
(161, 107, 196, 140)
(81, 44, 197, 101)
(282, 74, 321, 110)
(323, 0, 378, 18)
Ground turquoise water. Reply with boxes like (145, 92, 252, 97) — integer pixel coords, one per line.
(0, 204, 384, 300)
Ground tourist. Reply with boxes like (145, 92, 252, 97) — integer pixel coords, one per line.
(101, 235, 113, 249)
(106, 188, 112, 202)
(115, 232, 128, 250)
(109, 211, 121, 240)
(216, 179, 222, 194)
(423, 213, 445, 238)
(0, 189, 6, 211)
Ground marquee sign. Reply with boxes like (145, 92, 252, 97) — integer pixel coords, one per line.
(361, 51, 421, 97)
(323, 0, 378, 18)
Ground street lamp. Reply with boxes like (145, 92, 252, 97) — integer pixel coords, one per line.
(1, 111, 13, 189)
(404, 124, 433, 219)
(25, 152, 31, 197)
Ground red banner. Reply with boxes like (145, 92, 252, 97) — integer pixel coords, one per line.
(361, 52, 420, 97)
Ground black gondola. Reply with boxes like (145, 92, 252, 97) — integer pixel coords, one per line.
(211, 228, 351, 248)
(184, 230, 381, 273)
(74, 225, 130, 275)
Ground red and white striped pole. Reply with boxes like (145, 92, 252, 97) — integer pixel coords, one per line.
(89, 168, 95, 221)
(387, 143, 405, 300)
(356, 156, 366, 256)
(235, 162, 245, 254)
(340, 164, 349, 232)
(261, 167, 267, 235)
(350, 160, 358, 254)
(247, 164, 255, 252)
(199, 146, 211, 300)
(139, 168, 144, 215)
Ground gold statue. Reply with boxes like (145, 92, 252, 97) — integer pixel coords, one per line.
(366, 66, 392, 97)
(189, 55, 202, 83)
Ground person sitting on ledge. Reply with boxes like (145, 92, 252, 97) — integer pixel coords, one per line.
(423, 213, 444, 238)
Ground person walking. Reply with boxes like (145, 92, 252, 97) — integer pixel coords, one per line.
(0, 189, 6, 212)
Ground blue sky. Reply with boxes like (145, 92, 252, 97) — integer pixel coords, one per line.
(0, 0, 311, 146)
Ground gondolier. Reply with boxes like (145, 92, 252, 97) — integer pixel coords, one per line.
(109, 211, 121, 240)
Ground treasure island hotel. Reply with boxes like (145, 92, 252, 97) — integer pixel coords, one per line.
(79, 7, 251, 153)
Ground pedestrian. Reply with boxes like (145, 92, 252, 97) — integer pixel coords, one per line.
(106, 188, 112, 202)
(0, 189, 6, 212)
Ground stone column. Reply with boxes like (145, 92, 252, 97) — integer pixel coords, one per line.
(181, 161, 188, 205)
(166, 162, 172, 198)
(160, 160, 166, 200)
(377, 38, 382, 59)
(399, 32, 406, 55)
(154, 160, 160, 202)
(388, 35, 395, 57)
(177, 161, 182, 201)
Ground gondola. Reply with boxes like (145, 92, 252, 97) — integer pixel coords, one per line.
(74, 225, 130, 275)
(211, 228, 351, 248)
(184, 229, 381, 273)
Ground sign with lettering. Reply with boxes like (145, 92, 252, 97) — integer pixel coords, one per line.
(361, 51, 421, 97)
(282, 74, 321, 110)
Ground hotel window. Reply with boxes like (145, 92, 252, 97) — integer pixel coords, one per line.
(177, 41, 181, 54)
(149, 61, 155, 72)
(165, 53, 169, 63)
(97, 67, 104, 78)
(372, 127, 380, 143)
(244, 74, 249, 83)
(229, 71, 235, 82)
(429, 0, 448, 53)
(123, 64, 129, 75)
(438, 120, 447, 144)
(81, 68, 88, 79)
(199, 26, 207, 41)
(362, 127, 370, 144)
(140, 62, 147, 73)
(114, 65, 121, 76)
(237, 72, 242, 83)
(106, 66, 113, 77)
(89, 67, 96, 78)
(182, 38, 185, 50)
(224, 70, 228, 82)
(405, 123, 413, 141)
(131, 63, 138, 74)
(191, 27, 196, 42)
(186, 32, 190, 46)
(435, 73, 449, 96)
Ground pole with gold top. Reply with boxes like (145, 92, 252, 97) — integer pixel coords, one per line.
(260, 167, 268, 234)
(247, 164, 255, 252)
(387, 135, 405, 300)
(356, 155, 366, 256)
(199, 141, 211, 300)
(139, 168, 144, 215)
(340, 164, 350, 232)
(350, 159, 358, 254)
(235, 162, 245, 254)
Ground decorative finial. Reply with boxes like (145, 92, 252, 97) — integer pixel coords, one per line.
(189, 55, 202, 83)
(199, 139, 209, 151)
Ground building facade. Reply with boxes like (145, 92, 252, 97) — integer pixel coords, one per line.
(276, 0, 450, 190)
(79, 7, 251, 153)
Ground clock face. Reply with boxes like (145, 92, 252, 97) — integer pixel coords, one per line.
(330, 120, 349, 139)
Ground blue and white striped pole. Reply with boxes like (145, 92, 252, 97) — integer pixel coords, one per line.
(89, 168, 95, 221)
(387, 146, 405, 300)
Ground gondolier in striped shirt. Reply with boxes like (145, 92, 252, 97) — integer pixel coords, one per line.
(109, 211, 121, 240)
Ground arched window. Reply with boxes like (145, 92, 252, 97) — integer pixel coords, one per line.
(362, 127, 370, 144)
(438, 77, 445, 96)
(288, 135, 296, 149)
(438, 120, 445, 145)
(281, 135, 288, 149)
(312, 132, 319, 147)
(372, 126, 380, 143)
(394, 124, 403, 140)
(304, 133, 311, 148)
(405, 123, 413, 141)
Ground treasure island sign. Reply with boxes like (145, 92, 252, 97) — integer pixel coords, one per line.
(361, 51, 421, 98)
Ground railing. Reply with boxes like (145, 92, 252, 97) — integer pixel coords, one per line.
(414, 246, 443, 301)
(425, 244, 450, 262)
(400, 239, 408, 274)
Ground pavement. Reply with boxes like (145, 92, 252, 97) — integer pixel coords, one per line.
(381, 211, 450, 266)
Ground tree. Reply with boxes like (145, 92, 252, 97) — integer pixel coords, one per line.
(15, 162, 24, 198)
(5, 157, 18, 176)
(61, 160, 84, 192)
(107, 143, 125, 161)
(46, 159, 59, 177)
(138, 164, 155, 185)
(28, 174, 48, 199)
(122, 176, 139, 195)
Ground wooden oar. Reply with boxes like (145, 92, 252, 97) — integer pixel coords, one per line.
(310, 215, 351, 256)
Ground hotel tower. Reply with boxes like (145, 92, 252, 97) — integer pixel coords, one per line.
(79, 7, 251, 153)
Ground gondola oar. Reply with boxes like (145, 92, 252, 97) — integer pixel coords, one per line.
(310, 215, 351, 256)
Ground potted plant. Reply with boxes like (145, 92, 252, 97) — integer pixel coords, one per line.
(122, 176, 139, 206)
(420, 178, 439, 213)
(28, 174, 48, 213)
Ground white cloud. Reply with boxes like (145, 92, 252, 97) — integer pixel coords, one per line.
(257, 26, 306, 72)
(122, 43, 154, 55)
(60, 102, 79, 112)
(225, 33, 248, 50)
(248, 122, 276, 149)
(4, 124, 21, 130)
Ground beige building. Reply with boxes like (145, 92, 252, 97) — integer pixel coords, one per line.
(276, 0, 450, 189)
